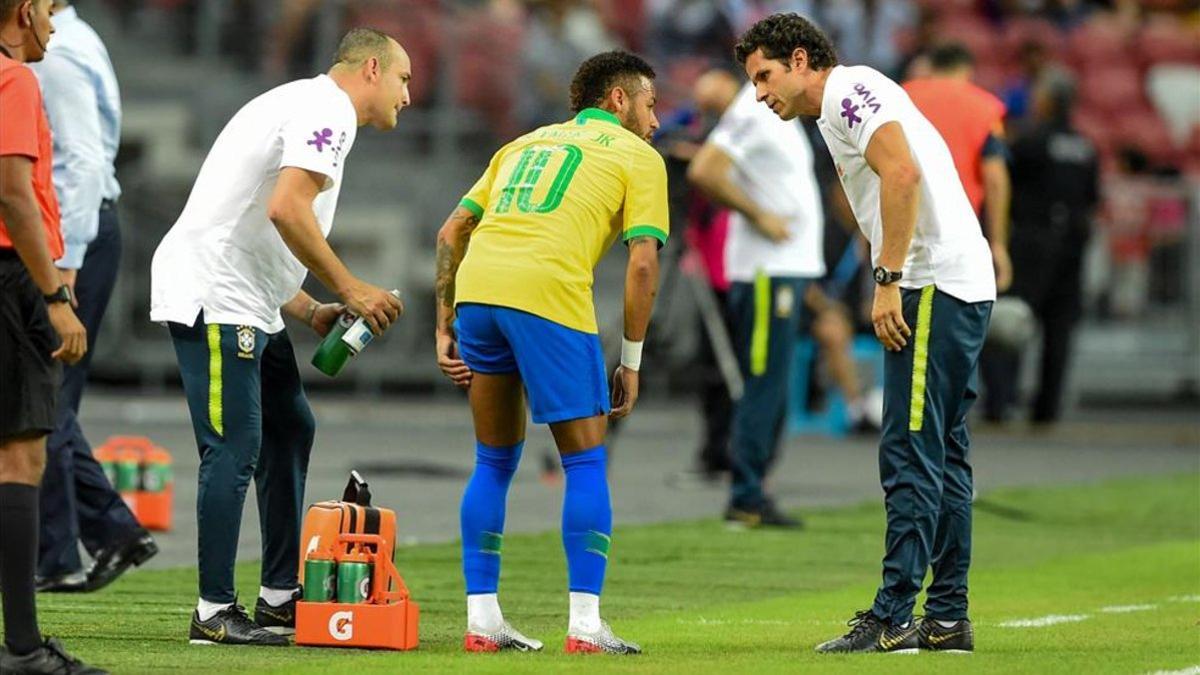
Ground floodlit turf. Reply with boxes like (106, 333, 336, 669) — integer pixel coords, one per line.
(14, 472, 1199, 674)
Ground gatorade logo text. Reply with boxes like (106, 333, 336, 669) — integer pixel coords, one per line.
(329, 610, 354, 641)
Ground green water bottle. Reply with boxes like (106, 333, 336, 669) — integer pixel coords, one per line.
(311, 290, 400, 377)
(337, 560, 371, 604)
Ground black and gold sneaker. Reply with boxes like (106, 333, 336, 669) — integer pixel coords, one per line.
(918, 617, 974, 653)
(815, 610, 919, 654)
(189, 601, 289, 646)
(254, 590, 301, 635)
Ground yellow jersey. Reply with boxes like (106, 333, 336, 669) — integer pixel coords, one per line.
(454, 108, 670, 334)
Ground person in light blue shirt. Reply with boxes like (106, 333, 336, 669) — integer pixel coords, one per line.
(31, 0, 157, 594)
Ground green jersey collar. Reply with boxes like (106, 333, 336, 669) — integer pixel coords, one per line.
(575, 108, 621, 126)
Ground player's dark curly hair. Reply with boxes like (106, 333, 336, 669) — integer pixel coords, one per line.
(569, 50, 656, 114)
(734, 13, 838, 70)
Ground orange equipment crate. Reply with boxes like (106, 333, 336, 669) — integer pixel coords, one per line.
(295, 534, 419, 650)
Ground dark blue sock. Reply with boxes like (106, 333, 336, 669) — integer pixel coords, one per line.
(561, 445, 612, 595)
(461, 440, 523, 595)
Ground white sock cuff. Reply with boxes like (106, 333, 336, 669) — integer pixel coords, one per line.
(196, 598, 234, 622)
(259, 586, 299, 607)
(467, 593, 504, 632)
(568, 592, 601, 633)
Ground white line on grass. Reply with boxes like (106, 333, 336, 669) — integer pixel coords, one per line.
(683, 617, 793, 626)
(1167, 595, 1200, 603)
(998, 614, 1091, 628)
(1100, 604, 1158, 613)
(1144, 666, 1200, 675)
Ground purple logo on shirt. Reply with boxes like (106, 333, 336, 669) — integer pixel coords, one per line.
(307, 128, 333, 152)
(840, 98, 862, 129)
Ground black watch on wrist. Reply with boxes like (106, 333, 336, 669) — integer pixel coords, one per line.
(44, 284, 73, 305)
(873, 266, 903, 286)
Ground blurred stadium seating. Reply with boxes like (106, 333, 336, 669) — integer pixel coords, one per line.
(86, 0, 1197, 407)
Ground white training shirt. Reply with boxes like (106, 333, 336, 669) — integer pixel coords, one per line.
(816, 65, 996, 303)
(150, 74, 357, 332)
(708, 82, 825, 282)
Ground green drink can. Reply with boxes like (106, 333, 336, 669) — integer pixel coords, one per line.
(336, 561, 371, 604)
(303, 558, 337, 602)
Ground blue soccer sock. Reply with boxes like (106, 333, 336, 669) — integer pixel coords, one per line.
(561, 445, 612, 596)
(461, 440, 523, 596)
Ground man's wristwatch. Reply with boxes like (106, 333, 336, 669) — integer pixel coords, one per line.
(873, 266, 903, 286)
(44, 284, 73, 305)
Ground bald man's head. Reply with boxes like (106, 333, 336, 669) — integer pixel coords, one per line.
(693, 68, 742, 117)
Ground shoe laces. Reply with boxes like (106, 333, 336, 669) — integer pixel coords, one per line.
(218, 602, 264, 632)
(845, 610, 882, 639)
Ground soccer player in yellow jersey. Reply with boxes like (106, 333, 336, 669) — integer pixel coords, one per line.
(434, 51, 667, 655)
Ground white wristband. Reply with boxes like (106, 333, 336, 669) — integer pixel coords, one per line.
(620, 338, 644, 371)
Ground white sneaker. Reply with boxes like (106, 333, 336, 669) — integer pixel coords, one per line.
(463, 622, 544, 652)
(565, 621, 642, 654)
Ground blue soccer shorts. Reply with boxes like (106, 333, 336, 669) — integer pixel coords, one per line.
(454, 303, 610, 424)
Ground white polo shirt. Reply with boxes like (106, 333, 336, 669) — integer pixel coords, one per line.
(150, 74, 357, 332)
(816, 65, 996, 303)
(708, 82, 825, 282)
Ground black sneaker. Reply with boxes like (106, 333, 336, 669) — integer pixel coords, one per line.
(815, 610, 919, 654)
(759, 499, 803, 529)
(189, 601, 290, 646)
(918, 617, 974, 653)
(0, 637, 108, 674)
(86, 530, 158, 592)
(723, 505, 761, 529)
(35, 570, 89, 593)
(254, 590, 301, 635)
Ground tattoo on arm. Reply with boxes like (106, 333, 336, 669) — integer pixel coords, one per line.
(435, 211, 480, 311)
(626, 235, 658, 248)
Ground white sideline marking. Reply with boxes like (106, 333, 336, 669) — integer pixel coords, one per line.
(998, 614, 1090, 628)
(1100, 604, 1158, 613)
(1167, 595, 1200, 603)
(1144, 666, 1200, 675)
(683, 617, 792, 626)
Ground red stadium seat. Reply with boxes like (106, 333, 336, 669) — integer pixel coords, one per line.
(936, 16, 998, 61)
(1113, 109, 1181, 167)
(1136, 17, 1200, 66)
(1073, 110, 1117, 158)
(1068, 16, 1131, 69)
(1078, 66, 1145, 115)
(1001, 16, 1065, 61)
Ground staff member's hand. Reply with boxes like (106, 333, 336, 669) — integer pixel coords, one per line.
(754, 211, 792, 244)
(871, 284, 911, 352)
(992, 244, 1013, 293)
(341, 281, 402, 335)
(436, 327, 472, 389)
(309, 302, 344, 337)
(48, 303, 87, 364)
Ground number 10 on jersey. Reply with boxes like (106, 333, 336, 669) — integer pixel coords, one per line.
(494, 144, 582, 215)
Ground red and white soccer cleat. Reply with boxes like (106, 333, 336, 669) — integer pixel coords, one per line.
(564, 621, 642, 654)
(463, 622, 544, 652)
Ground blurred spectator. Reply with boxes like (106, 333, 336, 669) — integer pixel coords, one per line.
(646, 0, 736, 63)
(1000, 40, 1070, 122)
(984, 73, 1100, 425)
(904, 42, 1012, 291)
(687, 69, 825, 528)
(32, 0, 158, 594)
(519, 0, 619, 129)
(814, 0, 915, 76)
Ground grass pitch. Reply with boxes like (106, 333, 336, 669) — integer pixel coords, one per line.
(18, 472, 1200, 674)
